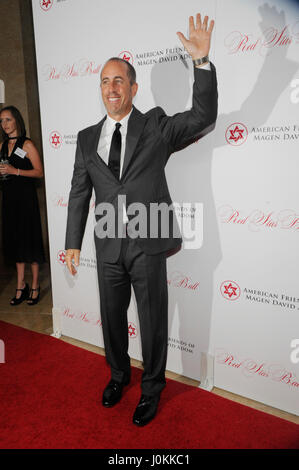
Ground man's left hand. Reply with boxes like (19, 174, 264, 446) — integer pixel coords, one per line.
(177, 13, 214, 60)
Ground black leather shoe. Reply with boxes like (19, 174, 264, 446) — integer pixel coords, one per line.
(132, 394, 160, 426)
(102, 379, 128, 407)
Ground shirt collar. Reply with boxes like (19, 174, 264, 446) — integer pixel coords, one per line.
(105, 108, 133, 133)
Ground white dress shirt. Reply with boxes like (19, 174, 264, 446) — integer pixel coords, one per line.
(97, 109, 132, 178)
(97, 110, 132, 223)
(198, 62, 211, 71)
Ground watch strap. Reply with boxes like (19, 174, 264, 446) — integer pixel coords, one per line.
(193, 56, 209, 66)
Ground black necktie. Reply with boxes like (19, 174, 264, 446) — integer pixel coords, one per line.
(108, 122, 122, 180)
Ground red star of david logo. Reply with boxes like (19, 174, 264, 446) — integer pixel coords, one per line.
(118, 51, 133, 64)
(128, 322, 137, 338)
(229, 125, 244, 143)
(223, 282, 238, 298)
(220, 280, 241, 301)
(225, 122, 248, 146)
(49, 131, 62, 149)
(51, 133, 61, 147)
(57, 250, 66, 264)
(42, 0, 51, 7)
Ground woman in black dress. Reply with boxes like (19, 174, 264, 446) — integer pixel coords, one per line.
(0, 106, 45, 305)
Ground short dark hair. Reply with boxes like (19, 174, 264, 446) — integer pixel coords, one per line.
(0, 105, 26, 140)
(102, 57, 136, 85)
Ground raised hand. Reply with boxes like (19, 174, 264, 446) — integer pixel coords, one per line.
(177, 13, 214, 60)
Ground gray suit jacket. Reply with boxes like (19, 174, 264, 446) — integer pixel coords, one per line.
(65, 64, 218, 262)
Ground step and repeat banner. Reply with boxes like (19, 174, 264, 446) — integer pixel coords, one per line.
(32, 0, 299, 416)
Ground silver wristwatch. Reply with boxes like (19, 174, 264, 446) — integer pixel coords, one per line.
(193, 56, 209, 66)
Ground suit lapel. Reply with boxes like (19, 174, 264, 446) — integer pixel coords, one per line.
(121, 107, 146, 181)
(94, 115, 106, 162)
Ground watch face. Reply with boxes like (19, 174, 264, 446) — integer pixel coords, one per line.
(193, 56, 209, 66)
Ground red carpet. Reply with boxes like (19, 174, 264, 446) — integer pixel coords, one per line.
(0, 320, 298, 449)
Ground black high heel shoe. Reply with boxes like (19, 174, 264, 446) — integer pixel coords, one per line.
(27, 286, 40, 306)
(10, 283, 29, 306)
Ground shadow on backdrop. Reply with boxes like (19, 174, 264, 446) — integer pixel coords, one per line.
(149, 2, 299, 383)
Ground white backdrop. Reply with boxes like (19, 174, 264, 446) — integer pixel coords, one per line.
(32, 0, 299, 416)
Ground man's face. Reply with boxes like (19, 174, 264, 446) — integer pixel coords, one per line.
(100, 60, 138, 121)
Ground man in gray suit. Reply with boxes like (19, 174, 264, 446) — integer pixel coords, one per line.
(65, 13, 217, 426)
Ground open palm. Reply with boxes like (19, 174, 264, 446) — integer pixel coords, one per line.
(177, 14, 214, 60)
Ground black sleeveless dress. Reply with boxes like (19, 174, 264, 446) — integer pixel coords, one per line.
(1, 137, 45, 265)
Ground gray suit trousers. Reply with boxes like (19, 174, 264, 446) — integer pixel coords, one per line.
(97, 234, 168, 396)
